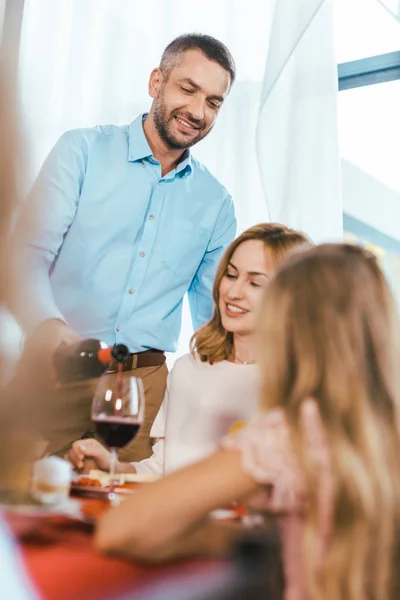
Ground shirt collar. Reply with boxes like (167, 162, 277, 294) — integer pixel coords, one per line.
(175, 149, 192, 178)
(128, 113, 193, 178)
(128, 114, 153, 162)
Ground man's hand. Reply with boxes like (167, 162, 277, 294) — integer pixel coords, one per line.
(24, 318, 81, 383)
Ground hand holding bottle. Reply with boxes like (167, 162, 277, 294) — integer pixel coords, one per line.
(53, 341, 129, 384)
(25, 318, 81, 384)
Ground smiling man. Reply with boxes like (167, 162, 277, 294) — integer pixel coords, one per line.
(12, 34, 237, 462)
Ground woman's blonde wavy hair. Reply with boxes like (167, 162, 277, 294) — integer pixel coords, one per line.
(258, 243, 400, 600)
(191, 223, 310, 364)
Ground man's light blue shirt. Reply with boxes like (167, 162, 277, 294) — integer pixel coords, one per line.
(16, 114, 236, 352)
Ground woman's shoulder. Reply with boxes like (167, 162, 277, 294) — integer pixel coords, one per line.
(223, 407, 290, 456)
(170, 352, 226, 372)
(171, 352, 199, 367)
(222, 400, 327, 512)
(168, 353, 202, 378)
(226, 400, 326, 463)
(223, 408, 305, 511)
(169, 353, 259, 379)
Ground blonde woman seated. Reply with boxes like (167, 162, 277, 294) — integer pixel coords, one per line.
(95, 244, 400, 600)
(66, 224, 309, 476)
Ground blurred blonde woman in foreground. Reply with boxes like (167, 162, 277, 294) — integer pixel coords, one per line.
(66, 223, 309, 476)
(96, 243, 400, 600)
(0, 62, 39, 599)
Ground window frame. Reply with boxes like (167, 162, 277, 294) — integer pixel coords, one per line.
(338, 51, 400, 91)
(339, 41, 400, 283)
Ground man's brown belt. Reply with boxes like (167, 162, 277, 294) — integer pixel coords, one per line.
(106, 349, 166, 373)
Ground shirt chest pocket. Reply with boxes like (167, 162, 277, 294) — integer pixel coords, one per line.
(162, 219, 210, 279)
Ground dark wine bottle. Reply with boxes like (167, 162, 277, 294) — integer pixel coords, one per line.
(53, 339, 129, 383)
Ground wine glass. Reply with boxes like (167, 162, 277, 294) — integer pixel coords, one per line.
(91, 372, 145, 503)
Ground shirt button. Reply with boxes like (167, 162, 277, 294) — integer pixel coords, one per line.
(139, 251, 145, 257)
(116, 326, 121, 332)
(158, 180, 162, 184)
(149, 215, 155, 221)
(128, 288, 135, 294)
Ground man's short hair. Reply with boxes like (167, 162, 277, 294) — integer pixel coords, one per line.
(160, 33, 236, 86)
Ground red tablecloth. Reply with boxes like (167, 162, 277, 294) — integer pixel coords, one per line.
(6, 510, 222, 600)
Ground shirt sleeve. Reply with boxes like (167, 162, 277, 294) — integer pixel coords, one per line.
(11, 131, 88, 334)
(188, 192, 236, 330)
(222, 409, 306, 513)
(150, 362, 175, 438)
(130, 364, 176, 476)
(130, 439, 165, 477)
(149, 385, 169, 439)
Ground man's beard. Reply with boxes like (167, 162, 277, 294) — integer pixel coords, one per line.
(152, 91, 212, 150)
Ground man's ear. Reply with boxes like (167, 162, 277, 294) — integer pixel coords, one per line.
(148, 68, 164, 99)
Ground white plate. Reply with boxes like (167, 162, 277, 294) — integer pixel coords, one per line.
(2, 497, 83, 519)
(209, 509, 240, 521)
(70, 474, 138, 498)
(88, 470, 159, 485)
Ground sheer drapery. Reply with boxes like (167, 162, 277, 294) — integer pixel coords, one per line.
(19, 0, 275, 230)
(257, 0, 342, 244)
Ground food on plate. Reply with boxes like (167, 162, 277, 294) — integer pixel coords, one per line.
(75, 477, 102, 488)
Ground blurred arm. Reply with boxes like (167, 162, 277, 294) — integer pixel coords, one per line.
(95, 449, 258, 562)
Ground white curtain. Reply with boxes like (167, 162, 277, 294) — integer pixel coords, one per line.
(19, 0, 276, 230)
(257, 0, 342, 243)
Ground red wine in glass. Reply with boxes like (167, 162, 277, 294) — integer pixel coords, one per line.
(93, 417, 141, 448)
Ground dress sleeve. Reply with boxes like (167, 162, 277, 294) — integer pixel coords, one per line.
(150, 399, 167, 439)
(149, 365, 175, 439)
(222, 408, 306, 513)
(131, 439, 165, 477)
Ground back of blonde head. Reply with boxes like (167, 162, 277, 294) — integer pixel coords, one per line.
(259, 243, 400, 600)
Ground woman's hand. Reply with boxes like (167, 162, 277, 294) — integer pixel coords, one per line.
(94, 450, 258, 561)
(65, 438, 118, 473)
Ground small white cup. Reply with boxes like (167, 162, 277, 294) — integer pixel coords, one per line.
(31, 456, 72, 505)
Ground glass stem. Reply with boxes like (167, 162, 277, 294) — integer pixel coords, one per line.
(109, 448, 118, 493)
